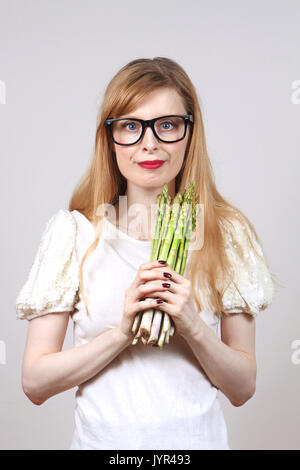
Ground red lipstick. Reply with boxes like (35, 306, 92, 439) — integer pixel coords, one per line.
(138, 160, 165, 169)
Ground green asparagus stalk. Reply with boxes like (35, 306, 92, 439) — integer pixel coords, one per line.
(153, 194, 172, 261)
(139, 192, 171, 341)
(157, 183, 196, 347)
(151, 187, 168, 259)
(132, 325, 143, 345)
(157, 308, 172, 347)
(158, 192, 182, 260)
(175, 236, 184, 273)
(147, 310, 163, 345)
(166, 183, 195, 267)
(180, 195, 200, 275)
(165, 330, 170, 344)
(150, 193, 162, 260)
(132, 311, 143, 335)
(143, 195, 171, 343)
(132, 181, 199, 347)
(131, 185, 167, 343)
(139, 308, 154, 340)
(148, 193, 183, 346)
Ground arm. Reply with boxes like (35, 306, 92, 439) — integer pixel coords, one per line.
(182, 312, 256, 407)
(22, 311, 132, 406)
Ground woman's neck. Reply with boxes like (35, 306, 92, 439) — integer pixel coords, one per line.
(111, 184, 175, 242)
(113, 201, 153, 241)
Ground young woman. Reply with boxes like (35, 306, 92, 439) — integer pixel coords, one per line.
(16, 57, 275, 450)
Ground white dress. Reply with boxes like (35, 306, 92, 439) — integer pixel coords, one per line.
(15, 209, 275, 450)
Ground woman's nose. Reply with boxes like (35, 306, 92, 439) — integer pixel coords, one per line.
(140, 126, 159, 147)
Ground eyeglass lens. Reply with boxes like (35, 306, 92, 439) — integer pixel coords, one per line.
(111, 116, 186, 144)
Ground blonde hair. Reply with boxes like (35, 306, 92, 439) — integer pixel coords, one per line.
(69, 56, 278, 317)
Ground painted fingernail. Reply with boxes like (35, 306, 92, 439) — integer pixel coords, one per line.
(156, 299, 164, 304)
(163, 272, 172, 278)
(158, 260, 166, 264)
(162, 283, 170, 288)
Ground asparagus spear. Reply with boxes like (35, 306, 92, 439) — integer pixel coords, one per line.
(153, 194, 172, 261)
(157, 308, 172, 348)
(157, 183, 196, 347)
(175, 236, 184, 273)
(147, 193, 183, 345)
(180, 195, 200, 275)
(158, 192, 182, 260)
(140, 195, 171, 342)
(166, 182, 195, 268)
(139, 192, 170, 341)
(132, 325, 143, 345)
(151, 187, 168, 259)
(131, 185, 167, 343)
(147, 310, 163, 345)
(132, 311, 143, 335)
(166, 189, 197, 342)
(132, 181, 199, 347)
(139, 308, 155, 341)
(165, 330, 170, 344)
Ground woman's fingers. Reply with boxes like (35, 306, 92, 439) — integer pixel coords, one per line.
(153, 266, 185, 285)
(138, 279, 177, 296)
(128, 260, 188, 305)
(144, 291, 179, 317)
(140, 259, 168, 272)
(136, 266, 184, 288)
(133, 260, 167, 287)
(132, 297, 168, 314)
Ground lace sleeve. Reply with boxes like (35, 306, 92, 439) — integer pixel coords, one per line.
(220, 217, 275, 317)
(15, 209, 79, 320)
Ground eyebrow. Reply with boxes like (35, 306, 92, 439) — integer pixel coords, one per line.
(117, 114, 183, 120)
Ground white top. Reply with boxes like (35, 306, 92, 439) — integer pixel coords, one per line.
(15, 209, 275, 450)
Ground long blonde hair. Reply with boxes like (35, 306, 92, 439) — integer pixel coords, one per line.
(69, 56, 278, 317)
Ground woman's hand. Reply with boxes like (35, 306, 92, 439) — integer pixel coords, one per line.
(119, 260, 172, 339)
(137, 262, 201, 339)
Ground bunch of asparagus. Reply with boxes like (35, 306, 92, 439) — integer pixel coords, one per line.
(131, 181, 199, 348)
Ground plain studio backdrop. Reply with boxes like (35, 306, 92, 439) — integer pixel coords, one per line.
(0, 0, 299, 450)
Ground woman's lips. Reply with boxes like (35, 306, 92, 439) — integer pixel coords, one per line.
(138, 161, 165, 169)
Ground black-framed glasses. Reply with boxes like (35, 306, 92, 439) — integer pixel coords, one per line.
(105, 114, 194, 146)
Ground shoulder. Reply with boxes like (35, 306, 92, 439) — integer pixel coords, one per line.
(27, 209, 79, 273)
(219, 214, 275, 316)
(40, 209, 78, 246)
(16, 209, 80, 320)
(45, 208, 77, 231)
(220, 215, 264, 261)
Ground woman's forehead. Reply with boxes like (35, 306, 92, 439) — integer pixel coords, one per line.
(118, 88, 186, 119)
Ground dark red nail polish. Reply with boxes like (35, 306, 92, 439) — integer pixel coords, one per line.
(158, 260, 166, 264)
(163, 272, 172, 278)
(156, 299, 164, 304)
(162, 283, 170, 288)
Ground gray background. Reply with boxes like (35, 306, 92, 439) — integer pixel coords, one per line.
(0, 0, 299, 450)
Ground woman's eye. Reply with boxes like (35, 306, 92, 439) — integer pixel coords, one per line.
(121, 121, 137, 131)
(161, 121, 174, 130)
